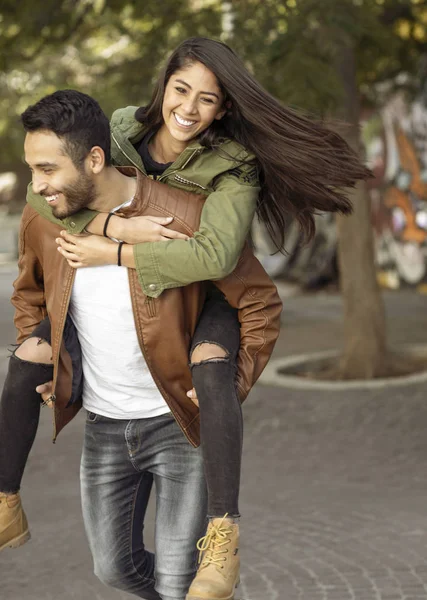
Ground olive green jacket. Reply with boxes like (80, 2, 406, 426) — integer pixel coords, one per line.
(26, 106, 260, 297)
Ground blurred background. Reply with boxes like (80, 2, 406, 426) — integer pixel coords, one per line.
(0, 0, 426, 293)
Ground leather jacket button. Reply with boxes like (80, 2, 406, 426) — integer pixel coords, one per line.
(148, 283, 158, 292)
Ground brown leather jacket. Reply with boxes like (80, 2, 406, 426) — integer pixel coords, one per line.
(12, 168, 283, 446)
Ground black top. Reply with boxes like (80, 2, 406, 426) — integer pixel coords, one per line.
(135, 132, 172, 178)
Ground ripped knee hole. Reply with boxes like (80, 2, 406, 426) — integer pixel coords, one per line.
(14, 336, 53, 364)
(190, 342, 229, 366)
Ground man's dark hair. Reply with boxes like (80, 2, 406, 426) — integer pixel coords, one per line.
(21, 89, 111, 167)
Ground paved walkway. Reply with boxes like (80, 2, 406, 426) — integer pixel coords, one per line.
(1, 266, 427, 599)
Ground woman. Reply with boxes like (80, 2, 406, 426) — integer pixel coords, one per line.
(2, 37, 369, 600)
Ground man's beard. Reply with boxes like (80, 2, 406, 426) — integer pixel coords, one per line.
(51, 171, 97, 219)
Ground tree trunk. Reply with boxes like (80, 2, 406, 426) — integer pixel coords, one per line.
(335, 42, 388, 378)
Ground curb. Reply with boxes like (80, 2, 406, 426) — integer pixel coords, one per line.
(259, 344, 427, 390)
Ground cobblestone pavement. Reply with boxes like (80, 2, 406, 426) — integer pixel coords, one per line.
(1, 265, 427, 599)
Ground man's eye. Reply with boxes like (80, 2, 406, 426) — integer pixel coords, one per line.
(43, 170, 53, 175)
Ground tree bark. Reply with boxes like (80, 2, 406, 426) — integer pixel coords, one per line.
(335, 42, 388, 378)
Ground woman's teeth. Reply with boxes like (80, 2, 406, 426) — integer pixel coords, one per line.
(174, 113, 196, 127)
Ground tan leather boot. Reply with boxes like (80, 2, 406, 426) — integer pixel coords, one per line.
(0, 492, 30, 552)
(186, 516, 240, 600)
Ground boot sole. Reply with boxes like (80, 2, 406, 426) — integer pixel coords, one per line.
(186, 596, 237, 600)
(186, 580, 240, 600)
(186, 594, 238, 600)
(186, 597, 237, 600)
(0, 529, 31, 552)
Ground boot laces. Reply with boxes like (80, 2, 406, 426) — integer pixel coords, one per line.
(196, 514, 233, 568)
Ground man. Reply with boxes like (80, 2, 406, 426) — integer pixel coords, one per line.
(5, 90, 281, 599)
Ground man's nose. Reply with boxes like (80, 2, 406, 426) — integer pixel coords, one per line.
(32, 175, 47, 195)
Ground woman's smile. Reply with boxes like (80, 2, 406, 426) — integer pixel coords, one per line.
(173, 113, 197, 128)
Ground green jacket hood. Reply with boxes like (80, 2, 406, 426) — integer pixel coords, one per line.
(111, 106, 146, 145)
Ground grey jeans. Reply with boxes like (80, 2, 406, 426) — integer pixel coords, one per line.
(81, 410, 207, 600)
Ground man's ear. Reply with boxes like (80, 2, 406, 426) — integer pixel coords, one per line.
(87, 146, 105, 174)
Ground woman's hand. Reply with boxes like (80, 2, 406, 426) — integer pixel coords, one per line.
(186, 388, 199, 407)
(56, 231, 117, 268)
(36, 381, 55, 408)
(111, 215, 190, 244)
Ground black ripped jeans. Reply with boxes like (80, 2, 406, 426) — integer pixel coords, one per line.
(190, 285, 242, 518)
(0, 285, 243, 518)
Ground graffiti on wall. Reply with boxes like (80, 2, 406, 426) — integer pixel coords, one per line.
(366, 90, 427, 289)
(253, 89, 427, 291)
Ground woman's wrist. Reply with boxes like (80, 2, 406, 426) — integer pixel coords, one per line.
(106, 239, 120, 265)
(120, 243, 136, 268)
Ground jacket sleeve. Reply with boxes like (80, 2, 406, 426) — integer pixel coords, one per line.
(214, 244, 283, 401)
(134, 168, 260, 297)
(11, 207, 47, 344)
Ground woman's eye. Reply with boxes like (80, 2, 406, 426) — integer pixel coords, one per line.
(201, 97, 214, 104)
(175, 87, 186, 94)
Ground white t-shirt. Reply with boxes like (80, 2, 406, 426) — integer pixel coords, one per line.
(68, 204, 169, 419)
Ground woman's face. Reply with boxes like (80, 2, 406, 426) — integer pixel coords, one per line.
(160, 61, 226, 147)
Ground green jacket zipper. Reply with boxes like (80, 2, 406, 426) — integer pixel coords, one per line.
(157, 149, 200, 182)
(173, 173, 207, 190)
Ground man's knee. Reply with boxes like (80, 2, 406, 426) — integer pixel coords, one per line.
(94, 560, 123, 589)
(94, 556, 157, 599)
(14, 336, 53, 365)
(190, 342, 229, 366)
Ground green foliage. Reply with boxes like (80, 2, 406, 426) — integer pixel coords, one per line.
(230, 0, 427, 114)
(0, 0, 223, 174)
(1, 0, 426, 181)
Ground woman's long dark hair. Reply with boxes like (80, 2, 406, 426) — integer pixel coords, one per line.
(136, 37, 371, 248)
